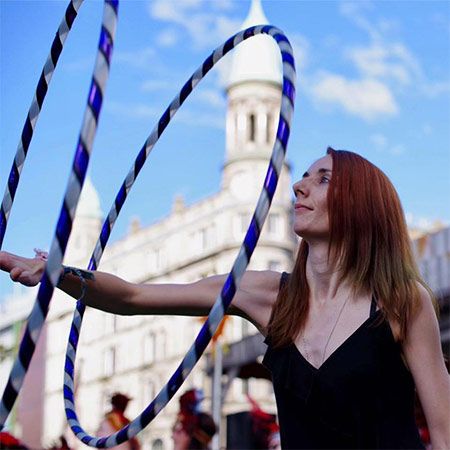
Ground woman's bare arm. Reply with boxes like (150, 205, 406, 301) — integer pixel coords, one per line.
(403, 284, 450, 449)
(0, 250, 281, 333)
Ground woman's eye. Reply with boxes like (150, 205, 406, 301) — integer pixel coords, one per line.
(320, 176, 330, 183)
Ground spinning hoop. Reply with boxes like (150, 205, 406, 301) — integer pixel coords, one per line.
(0, 3, 296, 446)
(0, 0, 118, 429)
(64, 25, 295, 447)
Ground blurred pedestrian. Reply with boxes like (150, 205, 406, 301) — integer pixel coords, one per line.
(247, 395, 280, 450)
(0, 431, 28, 450)
(172, 389, 216, 450)
(97, 393, 141, 450)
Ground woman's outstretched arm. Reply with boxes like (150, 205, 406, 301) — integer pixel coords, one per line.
(0, 250, 280, 333)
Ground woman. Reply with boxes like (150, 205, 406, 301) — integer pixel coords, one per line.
(1, 148, 449, 448)
(172, 389, 216, 450)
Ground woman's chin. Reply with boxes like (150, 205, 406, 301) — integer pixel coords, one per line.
(293, 227, 329, 243)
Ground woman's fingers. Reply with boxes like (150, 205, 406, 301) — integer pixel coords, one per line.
(10, 266, 24, 282)
(1, 251, 45, 286)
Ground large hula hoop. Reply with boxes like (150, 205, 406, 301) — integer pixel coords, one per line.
(0, 0, 118, 429)
(63, 25, 296, 446)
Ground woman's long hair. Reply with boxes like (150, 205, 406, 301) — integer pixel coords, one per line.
(267, 147, 435, 348)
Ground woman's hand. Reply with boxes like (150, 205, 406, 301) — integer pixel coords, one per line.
(0, 251, 46, 287)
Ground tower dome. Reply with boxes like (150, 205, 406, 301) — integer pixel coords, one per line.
(227, 0, 282, 88)
(76, 175, 102, 219)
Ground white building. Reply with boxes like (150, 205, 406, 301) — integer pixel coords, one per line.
(1, 0, 449, 448)
(1, 1, 297, 447)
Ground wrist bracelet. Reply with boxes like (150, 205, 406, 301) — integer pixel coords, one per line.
(58, 266, 95, 301)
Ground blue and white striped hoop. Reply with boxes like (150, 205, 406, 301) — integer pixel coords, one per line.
(0, 0, 119, 430)
(64, 25, 296, 446)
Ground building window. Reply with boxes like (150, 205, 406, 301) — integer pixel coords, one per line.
(237, 113, 246, 144)
(103, 347, 115, 377)
(104, 314, 117, 335)
(266, 113, 273, 143)
(152, 439, 164, 450)
(192, 226, 214, 254)
(197, 228, 208, 251)
(144, 332, 156, 364)
(268, 213, 282, 236)
(143, 379, 155, 405)
(148, 248, 165, 271)
(158, 331, 167, 359)
(234, 213, 251, 239)
(248, 113, 256, 142)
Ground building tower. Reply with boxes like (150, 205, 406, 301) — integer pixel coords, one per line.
(223, 0, 295, 274)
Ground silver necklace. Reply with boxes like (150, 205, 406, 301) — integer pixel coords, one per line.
(302, 295, 350, 367)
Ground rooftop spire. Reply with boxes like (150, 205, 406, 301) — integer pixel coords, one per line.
(227, 0, 282, 88)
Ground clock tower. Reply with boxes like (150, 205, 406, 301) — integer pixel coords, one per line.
(222, 0, 293, 210)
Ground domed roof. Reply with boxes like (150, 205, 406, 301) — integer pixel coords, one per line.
(76, 175, 102, 219)
(227, 0, 282, 88)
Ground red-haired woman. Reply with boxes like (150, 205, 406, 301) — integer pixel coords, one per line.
(1, 148, 449, 448)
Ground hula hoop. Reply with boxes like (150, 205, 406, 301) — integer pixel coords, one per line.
(63, 25, 296, 446)
(0, 0, 81, 249)
(0, 0, 118, 429)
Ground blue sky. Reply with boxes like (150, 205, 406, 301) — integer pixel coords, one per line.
(1, 0, 449, 301)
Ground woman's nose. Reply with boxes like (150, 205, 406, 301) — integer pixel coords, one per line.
(293, 179, 308, 197)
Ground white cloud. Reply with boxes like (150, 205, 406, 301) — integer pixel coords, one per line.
(106, 101, 159, 120)
(421, 80, 450, 98)
(339, 1, 379, 41)
(310, 73, 398, 120)
(370, 133, 405, 156)
(345, 42, 420, 86)
(290, 33, 310, 72)
(148, 0, 240, 50)
(106, 100, 223, 129)
(141, 79, 174, 92)
(370, 133, 387, 149)
(157, 28, 179, 47)
(175, 108, 224, 129)
(195, 88, 225, 108)
(113, 47, 158, 69)
(340, 0, 449, 104)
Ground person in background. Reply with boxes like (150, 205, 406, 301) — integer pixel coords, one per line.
(247, 395, 281, 450)
(0, 432, 28, 450)
(172, 389, 216, 450)
(98, 393, 141, 450)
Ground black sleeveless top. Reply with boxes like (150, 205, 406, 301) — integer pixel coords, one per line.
(262, 273, 424, 449)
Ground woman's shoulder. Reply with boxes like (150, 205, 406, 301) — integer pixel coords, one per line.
(230, 270, 285, 335)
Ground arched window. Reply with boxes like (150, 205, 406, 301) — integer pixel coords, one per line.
(103, 347, 115, 377)
(248, 113, 256, 142)
(266, 113, 273, 143)
(152, 439, 164, 450)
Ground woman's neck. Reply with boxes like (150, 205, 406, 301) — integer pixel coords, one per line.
(305, 240, 351, 305)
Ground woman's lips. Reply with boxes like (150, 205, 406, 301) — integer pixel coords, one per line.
(295, 204, 312, 211)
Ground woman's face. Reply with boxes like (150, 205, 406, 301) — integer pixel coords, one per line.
(292, 154, 332, 241)
(172, 421, 190, 450)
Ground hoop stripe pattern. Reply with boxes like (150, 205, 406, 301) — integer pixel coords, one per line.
(63, 25, 296, 447)
(0, 0, 83, 249)
(0, 0, 118, 430)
